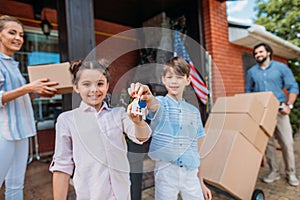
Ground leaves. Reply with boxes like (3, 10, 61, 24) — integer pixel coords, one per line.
(255, 0, 300, 44)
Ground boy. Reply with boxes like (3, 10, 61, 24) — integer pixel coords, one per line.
(128, 56, 212, 200)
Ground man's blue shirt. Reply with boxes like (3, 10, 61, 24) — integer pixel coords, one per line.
(148, 95, 205, 169)
(245, 60, 299, 102)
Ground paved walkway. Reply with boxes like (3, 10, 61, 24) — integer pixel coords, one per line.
(1, 134, 298, 200)
(142, 133, 300, 200)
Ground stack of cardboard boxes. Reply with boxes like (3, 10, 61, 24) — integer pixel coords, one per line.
(200, 92, 279, 199)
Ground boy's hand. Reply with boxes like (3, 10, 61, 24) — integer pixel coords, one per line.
(128, 83, 153, 102)
(128, 82, 159, 113)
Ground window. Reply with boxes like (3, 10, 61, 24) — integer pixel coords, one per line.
(15, 26, 59, 80)
(14, 26, 62, 123)
(242, 52, 256, 80)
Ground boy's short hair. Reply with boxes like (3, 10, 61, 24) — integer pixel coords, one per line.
(163, 56, 190, 77)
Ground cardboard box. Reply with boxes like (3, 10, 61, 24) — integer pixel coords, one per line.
(236, 92, 279, 108)
(235, 92, 279, 137)
(205, 113, 269, 153)
(205, 113, 259, 145)
(200, 129, 262, 200)
(27, 62, 73, 94)
(254, 128, 269, 153)
(211, 95, 264, 124)
(260, 109, 277, 137)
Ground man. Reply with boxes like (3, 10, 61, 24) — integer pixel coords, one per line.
(245, 42, 299, 186)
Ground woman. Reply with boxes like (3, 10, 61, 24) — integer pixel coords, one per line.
(0, 15, 58, 199)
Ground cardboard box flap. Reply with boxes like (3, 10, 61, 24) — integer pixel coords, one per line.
(254, 128, 269, 153)
(235, 92, 279, 109)
(205, 113, 259, 144)
(211, 95, 264, 124)
(260, 109, 277, 137)
(235, 92, 278, 137)
(200, 129, 226, 159)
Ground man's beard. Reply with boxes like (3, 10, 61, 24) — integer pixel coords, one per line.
(256, 56, 267, 64)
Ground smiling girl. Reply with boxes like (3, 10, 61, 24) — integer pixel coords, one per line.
(50, 60, 151, 200)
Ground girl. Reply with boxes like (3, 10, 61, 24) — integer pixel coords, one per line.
(0, 15, 58, 199)
(50, 60, 151, 200)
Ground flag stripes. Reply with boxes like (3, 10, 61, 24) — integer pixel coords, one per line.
(173, 30, 209, 105)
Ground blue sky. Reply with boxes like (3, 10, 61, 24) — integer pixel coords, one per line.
(226, 0, 257, 25)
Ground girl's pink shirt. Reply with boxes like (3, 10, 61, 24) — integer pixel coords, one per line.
(50, 101, 151, 200)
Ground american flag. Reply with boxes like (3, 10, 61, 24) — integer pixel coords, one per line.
(173, 30, 209, 105)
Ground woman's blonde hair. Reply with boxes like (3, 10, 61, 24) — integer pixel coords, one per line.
(0, 15, 23, 32)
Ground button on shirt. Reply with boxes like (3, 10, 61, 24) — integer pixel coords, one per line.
(148, 95, 205, 169)
(49, 101, 151, 200)
(0, 53, 36, 140)
(245, 60, 299, 102)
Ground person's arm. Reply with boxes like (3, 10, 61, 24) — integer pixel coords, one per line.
(285, 68, 298, 106)
(50, 114, 74, 199)
(1, 78, 58, 104)
(198, 138, 212, 200)
(287, 93, 298, 106)
(281, 67, 299, 115)
(52, 171, 70, 200)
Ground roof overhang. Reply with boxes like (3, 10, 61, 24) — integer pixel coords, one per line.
(228, 24, 300, 59)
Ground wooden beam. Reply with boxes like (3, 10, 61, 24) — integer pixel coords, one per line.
(57, 0, 96, 111)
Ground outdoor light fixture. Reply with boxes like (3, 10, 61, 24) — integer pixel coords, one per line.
(40, 19, 52, 38)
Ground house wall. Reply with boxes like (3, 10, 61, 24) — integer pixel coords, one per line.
(203, 0, 246, 100)
(202, 0, 287, 102)
(1, 0, 290, 153)
(0, 0, 139, 153)
(0, 1, 139, 94)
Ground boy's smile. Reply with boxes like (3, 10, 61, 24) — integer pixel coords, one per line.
(162, 68, 190, 101)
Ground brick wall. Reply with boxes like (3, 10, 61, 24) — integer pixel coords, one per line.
(203, 0, 288, 101)
(203, 0, 246, 100)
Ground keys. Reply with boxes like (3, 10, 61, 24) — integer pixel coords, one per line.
(131, 100, 147, 120)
